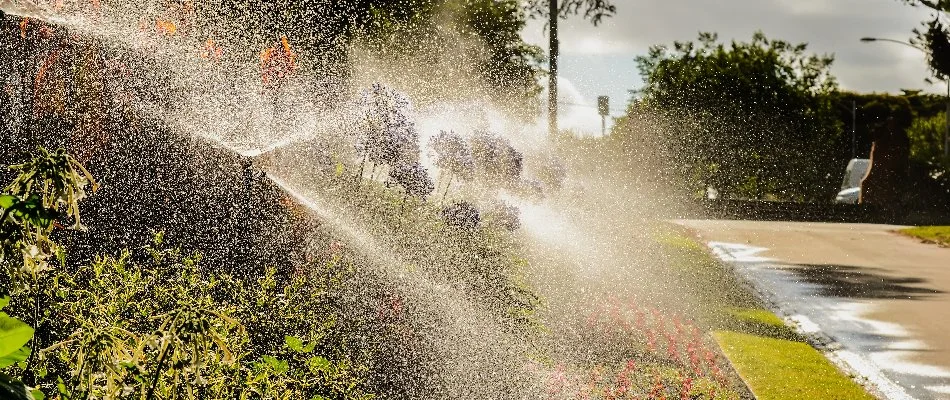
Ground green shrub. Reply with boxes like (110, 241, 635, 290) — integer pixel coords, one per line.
(1, 148, 373, 399)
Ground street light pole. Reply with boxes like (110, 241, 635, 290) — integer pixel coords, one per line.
(861, 36, 950, 160)
(548, 0, 559, 136)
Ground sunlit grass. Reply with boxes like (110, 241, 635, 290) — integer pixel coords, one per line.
(714, 331, 875, 400)
(726, 308, 806, 342)
(900, 226, 950, 247)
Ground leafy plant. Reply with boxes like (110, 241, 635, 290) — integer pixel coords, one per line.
(0, 148, 372, 399)
(1, 147, 97, 290)
(0, 296, 43, 400)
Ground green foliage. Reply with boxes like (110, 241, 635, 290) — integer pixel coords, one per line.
(523, 0, 616, 25)
(630, 32, 843, 201)
(832, 91, 916, 158)
(308, 172, 542, 335)
(0, 148, 373, 399)
(4, 148, 97, 222)
(28, 246, 370, 400)
(1, 148, 97, 290)
(0, 297, 33, 363)
(898, 1, 950, 79)
(0, 147, 95, 400)
(907, 111, 950, 169)
(454, 0, 545, 102)
(0, 297, 41, 399)
(195, 0, 545, 107)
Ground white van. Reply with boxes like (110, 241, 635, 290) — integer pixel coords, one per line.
(835, 158, 870, 204)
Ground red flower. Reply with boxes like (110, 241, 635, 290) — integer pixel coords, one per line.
(260, 35, 296, 87)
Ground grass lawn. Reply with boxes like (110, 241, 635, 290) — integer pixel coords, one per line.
(900, 226, 950, 247)
(660, 226, 877, 400)
(714, 331, 875, 400)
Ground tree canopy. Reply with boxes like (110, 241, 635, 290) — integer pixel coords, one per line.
(629, 32, 844, 201)
(524, 0, 616, 25)
(900, 0, 950, 79)
(185, 0, 545, 106)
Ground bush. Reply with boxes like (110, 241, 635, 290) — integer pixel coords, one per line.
(1, 148, 373, 400)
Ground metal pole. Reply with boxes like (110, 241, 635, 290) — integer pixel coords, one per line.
(601, 115, 606, 135)
(851, 100, 858, 159)
(548, 0, 558, 136)
(945, 81, 949, 159)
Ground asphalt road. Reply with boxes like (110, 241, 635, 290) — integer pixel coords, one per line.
(676, 220, 950, 400)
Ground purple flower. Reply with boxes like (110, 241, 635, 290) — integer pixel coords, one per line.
(469, 131, 523, 184)
(389, 161, 435, 199)
(441, 201, 480, 230)
(487, 201, 520, 231)
(356, 83, 421, 167)
(429, 131, 475, 180)
(522, 178, 545, 199)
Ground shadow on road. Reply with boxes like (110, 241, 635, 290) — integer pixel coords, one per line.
(781, 263, 944, 300)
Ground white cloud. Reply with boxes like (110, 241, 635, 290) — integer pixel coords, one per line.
(523, 0, 943, 94)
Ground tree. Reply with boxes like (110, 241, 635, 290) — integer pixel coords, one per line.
(631, 32, 843, 201)
(142, 0, 545, 107)
(899, 1, 950, 79)
(523, 0, 616, 25)
(831, 92, 916, 159)
(908, 111, 949, 167)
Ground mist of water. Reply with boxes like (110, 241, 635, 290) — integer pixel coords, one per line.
(0, 0, 708, 396)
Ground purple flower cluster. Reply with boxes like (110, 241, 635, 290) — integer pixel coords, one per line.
(354, 83, 441, 200)
(356, 83, 421, 167)
(469, 131, 523, 184)
(429, 131, 475, 181)
(521, 178, 545, 199)
(388, 161, 435, 199)
(487, 201, 520, 231)
(441, 201, 480, 230)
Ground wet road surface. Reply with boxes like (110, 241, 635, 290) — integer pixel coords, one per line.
(676, 220, 950, 400)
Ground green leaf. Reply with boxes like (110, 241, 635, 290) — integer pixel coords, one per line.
(0, 314, 34, 359)
(0, 346, 30, 368)
(308, 356, 331, 373)
(6, 196, 58, 229)
(0, 373, 34, 400)
(285, 336, 304, 352)
(0, 195, 16, 210)
(30, 389, 44, 400)
(0, 297, 9, 311)
(261, 355, 288, 374)
(285, 335, 315, 353)
(56, 377, 68, 397)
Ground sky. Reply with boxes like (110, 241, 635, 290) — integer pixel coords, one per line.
(522, 0, 942, 135)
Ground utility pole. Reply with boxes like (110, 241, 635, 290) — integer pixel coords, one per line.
(945, 82, 949, 160)
(548, 0, 559, 136)
(851, 100, 858, 159)
(598, 95, 610, 136)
